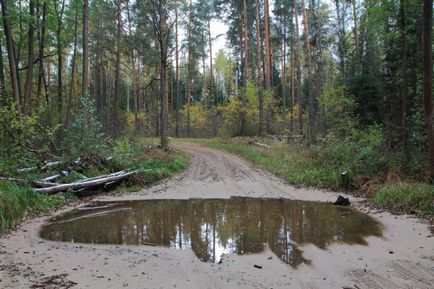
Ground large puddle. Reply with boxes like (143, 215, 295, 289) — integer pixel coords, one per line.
(40, 197, 383, 267)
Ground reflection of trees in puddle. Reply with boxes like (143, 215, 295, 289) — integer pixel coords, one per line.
(40, 198, 383, 267)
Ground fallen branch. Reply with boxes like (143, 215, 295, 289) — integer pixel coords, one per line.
(248, 141, 271, 149)
(34, 171, 138, 194)
(41, 174, 61, 182)
(0, 177, 59, 188)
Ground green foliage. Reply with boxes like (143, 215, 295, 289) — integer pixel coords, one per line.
(0, 180, 66, 234)
(373, 183, 434, 215)
(61, 97, 109, 160)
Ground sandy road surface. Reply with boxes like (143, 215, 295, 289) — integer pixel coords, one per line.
(0, 143, 433, 289)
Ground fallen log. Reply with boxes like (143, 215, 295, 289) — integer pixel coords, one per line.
(75, 171, 126, 183)
(34, 171, 138, 194)
(41, 174, 61, 182)
(248, 141, 271, 149)
(0, 177, 59, 188)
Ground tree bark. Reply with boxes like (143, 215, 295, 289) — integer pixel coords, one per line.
(302, 0, 315, 144)
(159, 0, 169, 147)
(82, 0, 89, 97)
(1, 0, 21, 113)
(23, 0, 35, 115)
(126, 0, 139, 133)
(0, 41, 6, 102)
(186, 0, 192, 138)
(175, 0, 180, 137)
(208, 18, 214, 103)
(240, 0, 248, 136)
(113, 0, 122, 135)
(293, 0, 303, 135)
(255, 0, 264, 136)
(264, 0, 272, 89)
(66, 0, 79, 129)
(422, 0, 433, 180)
(37, 1, 48, 104)
(55, 0, 66, 117)
(352, 0, 360, 69)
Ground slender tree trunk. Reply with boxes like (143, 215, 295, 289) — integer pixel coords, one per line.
(175, 0, 181, 137)
(255, 0, 264, 136)
(240, 0, 248, 136)
(399, 0, 409, 160)
(208, 18, 214, 103)
(352, 0, 360, 69)
(293, 0, 303, 135)
(66, 2, 79, 129)
(56, 0, 66, 118)
(0, 41, 6, 102)
(186, 0, 192, 138)
(82, 0, 89, 97)
(264, 0, 272, 89)
(302, 0, 315, 144)
(159, 0, 169, 148)
(113, 0, 122, 135)
(37, 1, 47, 104)
(290, 32, 295, 133)
(281, 38, 286, 111)
(126, 0, 139, 134)
(23, 0, 35, 115)
(1, 0, 21, 113)
(422, 0, 433, 180)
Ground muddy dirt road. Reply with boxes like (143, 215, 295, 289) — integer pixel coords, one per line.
(0, 143, 433, 289)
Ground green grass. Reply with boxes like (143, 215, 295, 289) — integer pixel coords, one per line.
(0, 180, 66, 234)
(0, 138, 189, 235)
(187, 138, 434, 216)
(372, 183, 434, 215)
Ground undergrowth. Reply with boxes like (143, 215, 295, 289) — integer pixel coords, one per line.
(190, 138, 433, 216)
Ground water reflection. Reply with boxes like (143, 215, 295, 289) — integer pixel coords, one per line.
(39, 197, 383, 267)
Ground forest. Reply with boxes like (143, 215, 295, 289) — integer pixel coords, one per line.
(0, 0, 433, 234)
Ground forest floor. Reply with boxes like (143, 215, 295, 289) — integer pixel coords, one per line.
(0, 143, 433, 289)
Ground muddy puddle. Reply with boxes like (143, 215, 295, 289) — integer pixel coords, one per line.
(39, 197, 383, 267)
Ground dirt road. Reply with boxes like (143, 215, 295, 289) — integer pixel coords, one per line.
(0, 143, 433, 289)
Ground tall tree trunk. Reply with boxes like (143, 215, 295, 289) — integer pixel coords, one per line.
(23, 0, 35, 115)
(126, 0, 139, 134)
(66, 1, 79, 129)
(264, 0, 272, 89)
(240, 0, 248, 136)
(0, 41, 6, 102)
(113, 0, 122, 135)
(159, 0, 169, 147)
(281, 38, 286, 112)
(37, 1, 47, 104)
(186, 0, 192, 138)
(82, 0, 89, 97)
(175, 0, 180, 137)
(302, 0, 315, 144)
(399, 0, 408, 159)
(422, 0, 433, 180)
(255, 0, 264, 136)
(293, 0, 303, 135)
(56, 0, 66, 118)
(290, 30, 295, 133)
(352, 0, 360, 69)
(208, 18, 214, 103)
(1, 0, 21, 113)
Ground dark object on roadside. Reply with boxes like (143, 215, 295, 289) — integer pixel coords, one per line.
(253, 264, 263, 269)
(341, 171, 350, 190)
(389, 251, 394, 254)
(334, 195, 350, 206)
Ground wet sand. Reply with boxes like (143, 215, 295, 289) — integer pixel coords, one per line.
(1, 143, 433, 289)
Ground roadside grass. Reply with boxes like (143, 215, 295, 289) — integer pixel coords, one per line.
(187, 138, 433, 216)
(0, 138, 188, 235)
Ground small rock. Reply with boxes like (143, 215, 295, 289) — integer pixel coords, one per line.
(389, 251, 394, 254)
(334, 195, 350, 206)
(253, 264, 263, 269)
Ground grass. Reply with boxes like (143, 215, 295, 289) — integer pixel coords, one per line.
(0, 138, 188, 235)
(0, 180, 67, 234)
(187, 138, 434, 216)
